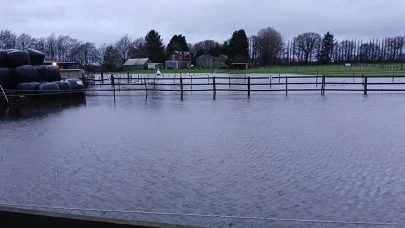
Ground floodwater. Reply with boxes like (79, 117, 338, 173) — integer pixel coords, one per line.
(1, 75, 405, 228)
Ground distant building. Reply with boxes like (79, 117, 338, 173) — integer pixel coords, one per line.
(217, 54, 228, 63)
(165, 51, 191, 69)
(196, 54, 225, 68)
(230, 63, 248, 70)
(122, 58, 152, 71)
(147, 63, 164, 70)
(44, 61, 80, 69)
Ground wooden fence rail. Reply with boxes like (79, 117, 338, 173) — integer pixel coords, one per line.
(84, 75, 405, 99)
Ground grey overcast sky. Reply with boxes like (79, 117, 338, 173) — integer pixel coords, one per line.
(1, 0, 403, 45)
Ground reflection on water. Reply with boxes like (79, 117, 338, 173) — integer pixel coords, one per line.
(0, 95, 86, 120)
(2, 94, 405, 228)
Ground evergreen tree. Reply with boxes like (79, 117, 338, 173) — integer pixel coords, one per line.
(221, 41, 229, 55)
(227, 29, 249, 62)
(319, 32, 334, 64)
(145, 30, 165, 63)
(167, 34, 189, 55)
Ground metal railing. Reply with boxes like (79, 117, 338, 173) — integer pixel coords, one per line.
(0, 85, 8, 104)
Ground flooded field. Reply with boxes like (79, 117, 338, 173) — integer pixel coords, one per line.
(1, 77, 405, 227)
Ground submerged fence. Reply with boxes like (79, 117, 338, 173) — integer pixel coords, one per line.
(3, 73, 405, 105)
(84, 73, 405, 100)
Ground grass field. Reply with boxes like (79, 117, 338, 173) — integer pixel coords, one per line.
(112, 64, 405, 76)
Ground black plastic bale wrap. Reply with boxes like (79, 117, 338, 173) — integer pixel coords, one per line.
(0, 68, 15, 89)
(13, 65, 38, 83)
(54, 80, 72, 94)
(34, 65, 49, 82)
(0, 50, 7, 67)
(47, 66, 61, 81)
(38, 82, 60, 99)
(28, 49, 45, 65)
(16, 82, 40, 96)
(66, 78, 85, 92)
(7, 50, 31, 68)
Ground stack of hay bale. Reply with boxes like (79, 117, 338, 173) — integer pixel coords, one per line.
(0, 49, 84, 99)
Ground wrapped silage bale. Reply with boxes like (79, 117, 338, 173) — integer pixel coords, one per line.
(46, 66, 61, 82)
(13, 65, 38, 83)
(0, 50, 8, 67)
(7, 50, 31, 68)
(16, 82, 40, 96)
(66, 78, 84, 92)
(34, 65, 49, 82)
(28, 49, 45, 65)
(0, 68, 14, 89)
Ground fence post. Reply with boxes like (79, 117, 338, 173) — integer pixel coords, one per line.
(229, 76, 231, 87)
(101, 72, 104, 85)
(269, 76, 272, 88)
(364, 76, 368, 95)
(248, 76, 251, 96)
(138, 74, 139, 81)
(213, 76, 216, 98)
(191, 76, 193, 90)
(113, 83, 116, 102)
(321, 75, 326, 95)
(316, 72, 318, 87)
(144, 77, 148, 95)
(180, 77, 183, 97)
(285, 76, 288, 95)
(279, 73, 281, 83)
(111, 74, 114, 86)
(127, 72, 130, 83)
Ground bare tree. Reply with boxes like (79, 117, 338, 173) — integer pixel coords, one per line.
(338, 40, 355, 62)
(45, 34, 57, 61)
(387, 36, 404, 61)
(256, 27, 283, 65)
(99, 44, 119, 71)
(0, 29, 17, 49)
(115, 34, 132, 64)
(77, 42, 99, 69)
(129, 37, 147, 58)
(293, 32, 321, 64)
(193, 40, 220, 54)
(16, 33, 32, 50)
(55, 35, 74, 61)
(31, 37, 47, 53)
(359, 41, 380, 62)
(248, 35, 260, 63)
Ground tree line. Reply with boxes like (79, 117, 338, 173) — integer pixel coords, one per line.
(0, 28, 404, 71)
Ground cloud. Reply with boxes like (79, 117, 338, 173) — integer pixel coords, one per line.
(1, 0, 404, 45)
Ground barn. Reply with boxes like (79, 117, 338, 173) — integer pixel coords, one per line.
(196, 54, 225, 68)
(122, 58, 152, 71)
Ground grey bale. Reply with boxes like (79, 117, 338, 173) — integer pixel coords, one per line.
(28, 49, 45, 65)
(0, 68, 14, 89)
(0, 50, 7, 67)
(66, 78, 84, 92)
(17, 82, 40, 96)
(34, 65, 49, 82)
(46, 66, 61, 81)
(13, 65, 38, 83)
(7, 50, 31, 68)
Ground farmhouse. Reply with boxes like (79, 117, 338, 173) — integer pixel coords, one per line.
(196, 54, 225, 68)
(122, 58, 152, 71)
(165, 51, 191, 69)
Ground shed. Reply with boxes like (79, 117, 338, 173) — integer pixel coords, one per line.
(123, 58, 151, 71)
(196, 54, 225, 68)
(44, 61, 80, 70)
(147, 63, 164, 70)
(165, 60, 189, 69)
(230, 63, 248, 70)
